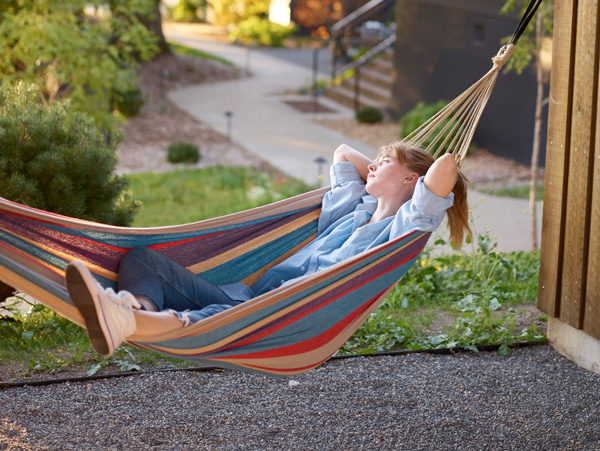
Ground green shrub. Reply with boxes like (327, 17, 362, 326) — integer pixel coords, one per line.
(0, 1, 159, 132)
(172, 0, 205, 22)
(0, 83, 138, 225)
(356, 106, 384, 124)
(210, 0, 270, 26)
(167, 141, 201, 164)
(230, 17, 296, 47)
(399, 100, 454, 150)
(113, 86, 146, 118)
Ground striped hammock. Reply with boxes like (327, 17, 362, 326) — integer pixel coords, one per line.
(0, 190, 429, 375)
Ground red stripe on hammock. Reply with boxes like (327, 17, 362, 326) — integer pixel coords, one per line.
(147, 230, 227, 251)
(220, 244, 422, 357)
(221, 288, 385, 373)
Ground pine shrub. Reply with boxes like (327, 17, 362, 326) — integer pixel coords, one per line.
(0, 83, 139, 226)
(167, 141, 201, 164)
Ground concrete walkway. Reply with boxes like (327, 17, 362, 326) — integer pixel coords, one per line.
(164, 25, 542, 253)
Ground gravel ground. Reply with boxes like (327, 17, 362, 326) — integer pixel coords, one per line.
(1, 345, 599, 450)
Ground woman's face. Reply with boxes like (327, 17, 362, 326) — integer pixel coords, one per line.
(365, 154, 416, 198)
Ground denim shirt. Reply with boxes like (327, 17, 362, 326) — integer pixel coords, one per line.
(220, 161, 454, 301)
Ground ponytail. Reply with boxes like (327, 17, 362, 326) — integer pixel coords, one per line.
(446, 167, 471, 249)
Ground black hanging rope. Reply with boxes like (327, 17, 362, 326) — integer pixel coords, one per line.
(508, 0, 544, 45)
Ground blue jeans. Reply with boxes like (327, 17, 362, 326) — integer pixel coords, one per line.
(118, 247, 244, 324)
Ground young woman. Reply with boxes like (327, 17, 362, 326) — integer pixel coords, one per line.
(66, 141, 470, 356)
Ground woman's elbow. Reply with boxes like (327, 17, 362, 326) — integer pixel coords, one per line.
(333, 144, 352, 163)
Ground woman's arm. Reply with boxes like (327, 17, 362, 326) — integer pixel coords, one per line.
(423, 153, 458, 198)
(333, 144, 372, 182)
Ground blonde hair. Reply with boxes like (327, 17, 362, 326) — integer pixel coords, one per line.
(377, 141, 471, 249)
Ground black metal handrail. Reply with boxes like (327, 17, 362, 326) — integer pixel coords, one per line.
(330, 0, 396, 80)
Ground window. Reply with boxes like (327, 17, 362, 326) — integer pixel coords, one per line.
(473, 23, 486, 47)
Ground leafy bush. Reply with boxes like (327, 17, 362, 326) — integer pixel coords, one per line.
(339, 226, 544, 356)
(172, 0, 206, 22)
(0, 1, 159, 131)
(113, 87, 146, 118)
(230, 17, 296, 47)
(210, 0, 270, 26)
(356, 106, 384, 124)
(167, 141, 201, 164)
(399, 100, 454, 150)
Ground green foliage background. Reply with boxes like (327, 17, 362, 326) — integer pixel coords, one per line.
(0, 0, 159, 131)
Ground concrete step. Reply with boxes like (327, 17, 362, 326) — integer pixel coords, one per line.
(324, 84, 388, 112)
(365, 54, 394, 74)
(326, 49, 394, 115)
(352, 66, 394, 92)
(339, 76, 392, 105)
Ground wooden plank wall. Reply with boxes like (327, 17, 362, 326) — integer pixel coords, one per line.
(538, 0, 600, 339)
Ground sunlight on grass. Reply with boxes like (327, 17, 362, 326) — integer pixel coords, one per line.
(168, 41, 233, 66)
(127, 167, 312, 227)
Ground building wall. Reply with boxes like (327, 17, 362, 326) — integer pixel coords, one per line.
(391, 0, 546, 165)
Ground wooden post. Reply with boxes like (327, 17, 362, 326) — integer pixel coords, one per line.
(537, 0, 577, 317)
(539, 0, 600, 350)
(584, 6, 600, 338)
(560, 0, 599, 329)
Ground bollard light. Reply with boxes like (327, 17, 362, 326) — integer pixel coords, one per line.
(225, 111, 233, 139)
(314, 156, 327, 187)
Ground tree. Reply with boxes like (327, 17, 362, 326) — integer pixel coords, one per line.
(0, 1, 160, 132)
(209, 0, 270, 26)
(501, 0, 554, 250)
(144, 0, 171, 53)
(0, 83, 139, 301)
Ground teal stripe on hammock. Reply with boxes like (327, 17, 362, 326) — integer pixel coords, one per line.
(0, 253, 71, 304)
(144, 232, 427, 354)
(197, 221, 318, 285)
(0, 228, 118, 289)
(0, 228, 70, 274)
(33, 208, 318, 248)
(214, 250, 421, 358)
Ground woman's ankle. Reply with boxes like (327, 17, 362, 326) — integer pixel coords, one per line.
(135, 295, 159, 312)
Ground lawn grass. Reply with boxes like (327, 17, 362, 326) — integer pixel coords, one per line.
(168, 41, 233, 66)
(476, 183, 545, 200)
(127, 166, 312, 227)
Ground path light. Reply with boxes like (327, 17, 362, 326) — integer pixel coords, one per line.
(225, 111, 233, 139)
(314, 156, 327, 187)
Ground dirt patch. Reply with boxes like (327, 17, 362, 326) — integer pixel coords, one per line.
(422, 303, 547, 337)
(115, 51, 271, 174)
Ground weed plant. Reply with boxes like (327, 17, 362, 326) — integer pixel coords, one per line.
(339, 227, 545, 356)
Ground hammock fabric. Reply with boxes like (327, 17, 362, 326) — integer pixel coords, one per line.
(0, 190, 429, 375)
(0, 0, 542, 376)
